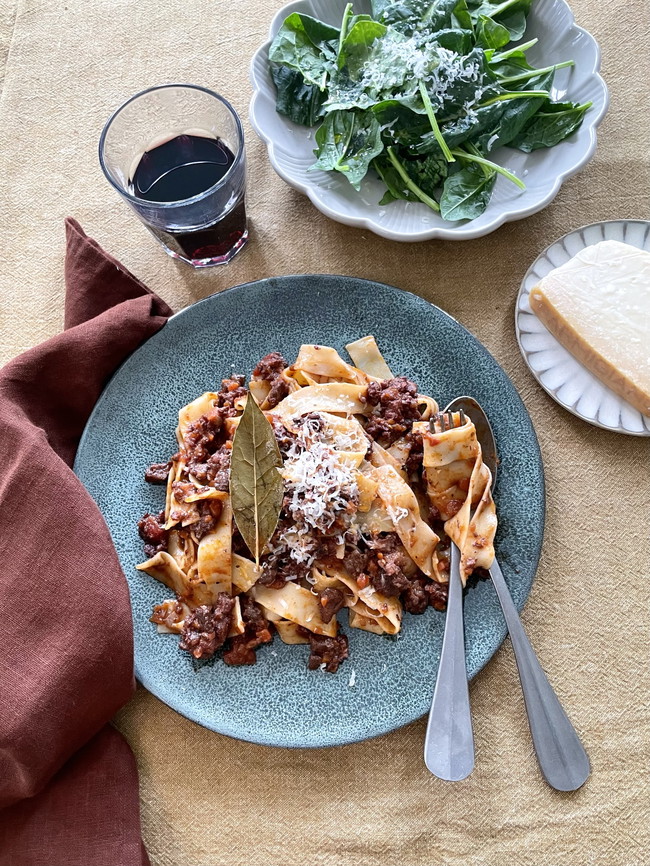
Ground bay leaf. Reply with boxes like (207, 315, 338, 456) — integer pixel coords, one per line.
(230, 395, 284, 564)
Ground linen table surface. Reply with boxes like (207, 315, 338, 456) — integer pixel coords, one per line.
(0, 1, 648, 864)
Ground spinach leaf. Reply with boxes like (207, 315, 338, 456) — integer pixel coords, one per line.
(475, 14, 510, 49)
(311, 109, 384, 189)
(404, 152, 449, 194)
(283, 13, 340, 58)
(496, 10, 526, 39)
(434, 102, 505, 150)
(489, 55, 532, 78)
(269, 12, 339, 88)
(450, 0, 473, 31)
(510, 101, 591, 151)
(375, 151, 447, 206)
(380, 0, 471, 36)
(470, 0, 531, 39)
(470, 0, 533, 21)
(370, 0, 394, 17)
(489, 48, 534, 79)
(477, 68, 554, 150)
(439, 163, 496, 220)
(378, 0, 434, 34)
(381, 147, 443, 210)
(324, 15, 389, 111)
(433, 27, 474, 53)
(270, 63, 327, 127)
(325, 77, 377, 112)
(373, 154, 422, 204)
(373, 100, 432, 147)
(425, 46, 495, 117)
(338, 16, 387, 73)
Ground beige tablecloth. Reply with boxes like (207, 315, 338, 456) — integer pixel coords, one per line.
(1, 1, 649, 864)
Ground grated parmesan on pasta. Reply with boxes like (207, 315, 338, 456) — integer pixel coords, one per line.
(268, 419, 360, 569)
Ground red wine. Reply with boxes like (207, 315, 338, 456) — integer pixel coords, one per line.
(130, 133, 247, 264)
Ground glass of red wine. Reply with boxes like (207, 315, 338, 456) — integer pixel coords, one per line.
(99, 84, 247, 267)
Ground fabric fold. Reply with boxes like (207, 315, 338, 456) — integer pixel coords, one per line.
(0, 219, 171, 864)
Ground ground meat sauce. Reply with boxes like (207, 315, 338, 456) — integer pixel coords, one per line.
(137, 510, 168, 557)
(179, 594, 235, 659)
(318, 588, 346, 624)
(171, 481, 195, 502)
(252, 352, 290, 408)
(426, 579, 449, 611)
(270, 417, 296, 456)
(185, 437, 232, 487)
(181, 376, 245, 484)
(193, 500, 224, 541)
(144, 460, 172, 484)
(404, 428, 424, 475)
(342, 546, 367, 578)
(365, 533, 411, 597)
(402, 577, 429, 614)
(259, 516, 311, 587)
(346, 532, 449, 614)
(252, 352, 286, 380)
(138, 356, 467, 674)
(312, 536, 340, 561)
(150, 599, 185, 629)
(363, 376, 422, 445)
(298, 629, 349, 673)
(266, 378, 290, 409)
(293, 411, 324, 432)
(223, 597, 273, 666)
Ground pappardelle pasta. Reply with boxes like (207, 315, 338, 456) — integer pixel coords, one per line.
(137, 337, 497, 673)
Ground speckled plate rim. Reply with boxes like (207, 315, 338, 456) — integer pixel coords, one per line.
(75, 275, 545, 747)
(515, 219, 650, 437)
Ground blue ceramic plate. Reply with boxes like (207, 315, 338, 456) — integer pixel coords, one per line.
(75, 275, 544, 747)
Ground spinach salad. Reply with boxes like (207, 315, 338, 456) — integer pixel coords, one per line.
(268, 0, 591, 221)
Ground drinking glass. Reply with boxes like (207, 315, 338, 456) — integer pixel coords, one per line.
(99, 84, 248, 267)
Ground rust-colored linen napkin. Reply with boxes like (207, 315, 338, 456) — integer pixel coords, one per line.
(0, 218, 172, 865)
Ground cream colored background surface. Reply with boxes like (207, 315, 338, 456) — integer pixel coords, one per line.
(1, 1, 649, 864)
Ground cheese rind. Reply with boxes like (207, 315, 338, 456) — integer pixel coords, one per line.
(529, 240, 650, 417)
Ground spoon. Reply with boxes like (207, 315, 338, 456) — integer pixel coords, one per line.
(445, 395, 591, 792)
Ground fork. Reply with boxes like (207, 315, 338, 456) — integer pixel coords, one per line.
(423, 411, 475, 781)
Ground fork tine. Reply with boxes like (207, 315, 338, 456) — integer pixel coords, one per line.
(460, 409, 466, 426)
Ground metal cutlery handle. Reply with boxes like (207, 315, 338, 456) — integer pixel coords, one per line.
(424, 543, 474, 781)
(489, 558, 590, 791)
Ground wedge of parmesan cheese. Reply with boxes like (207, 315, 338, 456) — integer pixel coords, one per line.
(529, 240, 650, 417)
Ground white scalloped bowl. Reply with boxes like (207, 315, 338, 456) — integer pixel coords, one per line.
(250, 0, 608, 241)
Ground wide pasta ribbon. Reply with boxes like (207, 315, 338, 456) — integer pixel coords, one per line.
(370, 464, 441, 580)
(417, 416, 497, 584)
(289, 344, 372, 385)
(272, 382, 371, 420)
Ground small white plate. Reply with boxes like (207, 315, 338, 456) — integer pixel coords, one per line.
(516, 219, 650, 436)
